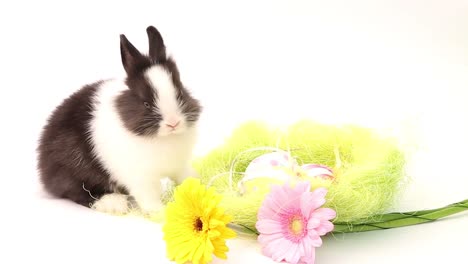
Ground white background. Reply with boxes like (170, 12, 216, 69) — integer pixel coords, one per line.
(1, 0, 467, 263)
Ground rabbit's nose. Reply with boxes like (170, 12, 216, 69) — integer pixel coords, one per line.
(165, 119, 180, 129)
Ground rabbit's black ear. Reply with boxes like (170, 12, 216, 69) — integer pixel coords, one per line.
(120, 34, 145, 75)
(146, 26, 166, 62)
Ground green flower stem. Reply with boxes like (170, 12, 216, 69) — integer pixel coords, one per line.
(332, 199, 468, 234)
(231, 199, 468, 236)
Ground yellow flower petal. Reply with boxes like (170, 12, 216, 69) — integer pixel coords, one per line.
(162, 177, 236, 264)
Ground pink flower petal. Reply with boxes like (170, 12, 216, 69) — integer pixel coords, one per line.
(256, 219, 282, 234)
(294, 181, 311, 194)
(257, 202, 278, 220)
(301, 235, 315, 261)
(298, 240, 306, 260)
(306, 228, 318, 238)
(258, 232, 284, 246)
(270, 185, 291, 207)
(306, 218, 320, 229)
(262, 236, 285, 259)
(300, 193, 325, 218)
(283, 242, 302, 264)
(307, 232, 322, 247)
(258, 195, 289, 221)
(268, 185, 282, 198)
(315, 221, 334, 236)
(257, 199, 279, 221)
(271, 238, 295, 262)
(300, 247, 316, 264)
(275, 186, 302, 215)
(300, 193, 314, 219)
(301, 191, 331, 221)
(312, 208, 337, 221)
(311, 188, 328, 202)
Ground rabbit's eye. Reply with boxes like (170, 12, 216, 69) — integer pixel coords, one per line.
(144, 102, 151, 109)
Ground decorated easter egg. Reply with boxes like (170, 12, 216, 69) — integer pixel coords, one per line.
(238, 151, 296, 194)
(299, 164, 334, 180)
(238, 151, 335, 194)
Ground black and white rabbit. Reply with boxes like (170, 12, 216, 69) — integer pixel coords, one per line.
(37, 26, 202, 214)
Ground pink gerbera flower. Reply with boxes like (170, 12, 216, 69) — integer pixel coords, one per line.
(256, 181, 336, 264)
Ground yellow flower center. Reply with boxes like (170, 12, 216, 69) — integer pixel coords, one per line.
(290, 218, 303, 235)
(194, 217, 204, 232)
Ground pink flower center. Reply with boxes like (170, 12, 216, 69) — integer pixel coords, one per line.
(282, 214, 307, 243)
(290, 218, 303, 235)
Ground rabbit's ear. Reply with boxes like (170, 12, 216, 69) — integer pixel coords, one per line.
(120, 34, 145, 75)
(146, 26, 166, 63)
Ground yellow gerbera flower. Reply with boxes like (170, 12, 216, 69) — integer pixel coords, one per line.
(163, 178, 237, 264)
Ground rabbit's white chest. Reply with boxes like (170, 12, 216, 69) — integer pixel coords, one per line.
(121, 130, 196, 178)
(105, 129, 197, 186)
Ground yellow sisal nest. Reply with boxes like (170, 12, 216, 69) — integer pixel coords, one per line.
(193, 120, 407, 231)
